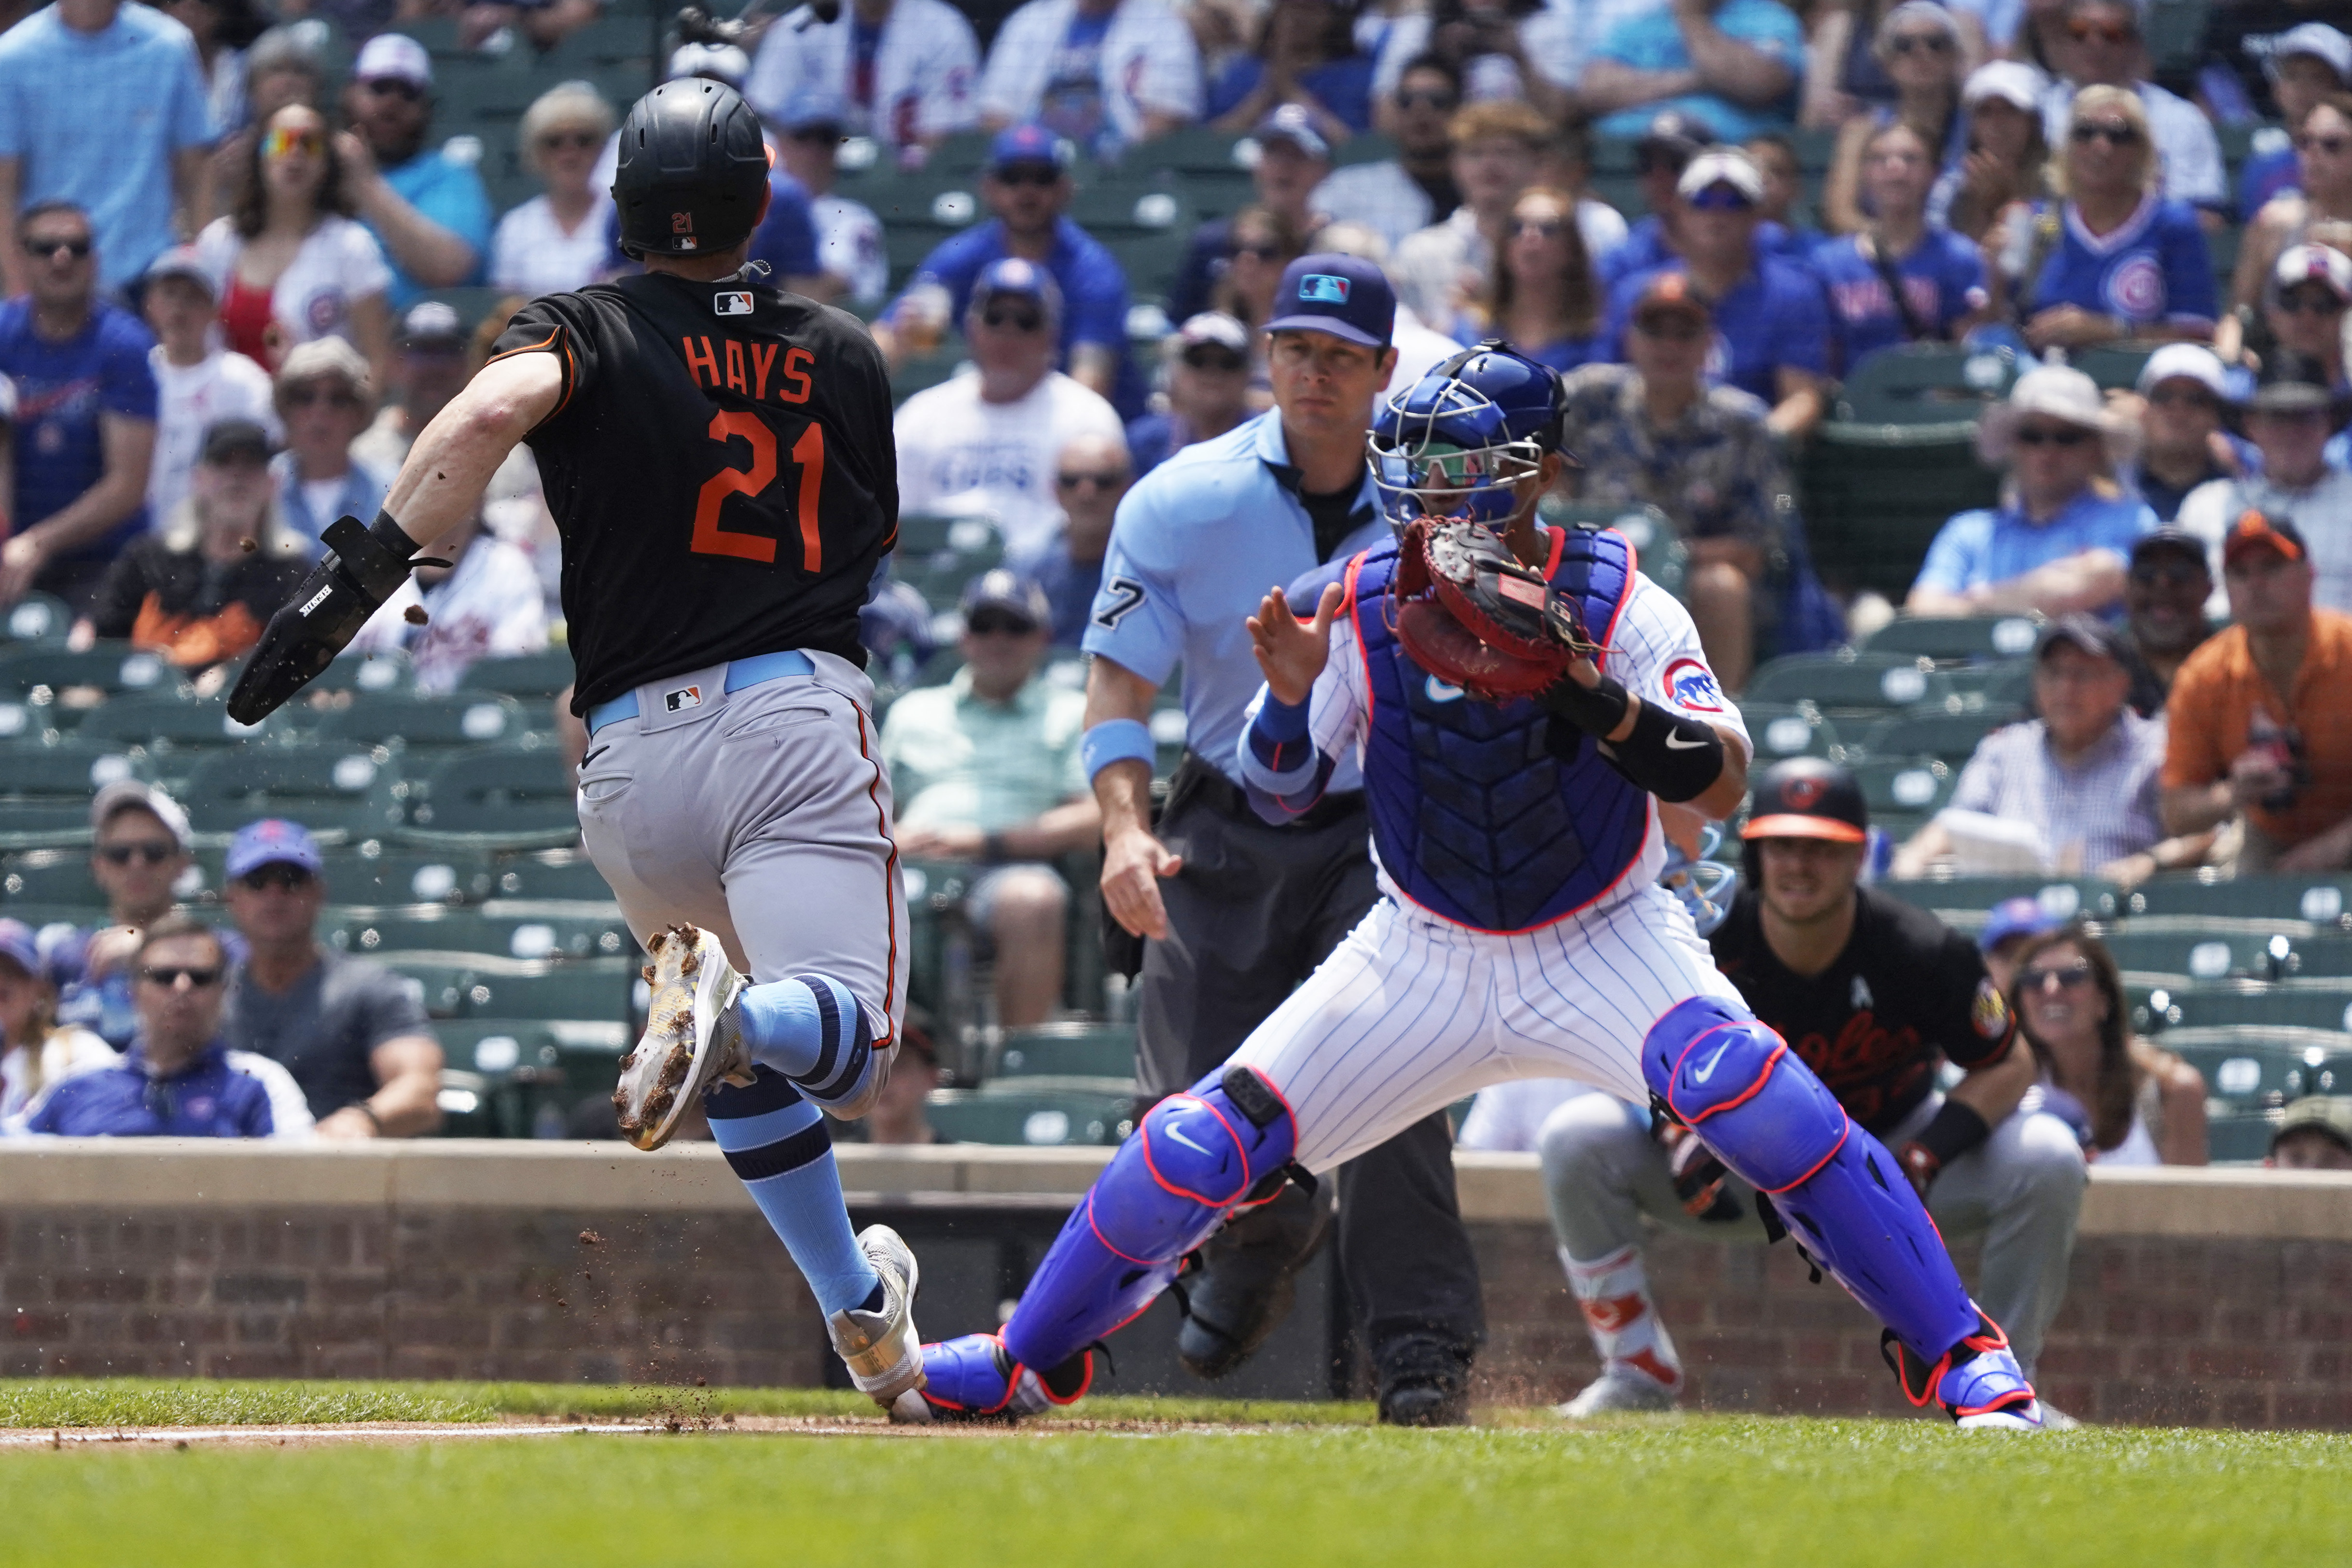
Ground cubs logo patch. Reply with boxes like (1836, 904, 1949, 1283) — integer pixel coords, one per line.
(1662, 656, 1725, 713)
(2103, 255, 2165, 320)
(715, 291, 753, 316)
(1298, 273, 1351, 303)
(664, 684, 704, 713)
(1973, 977, 2011, 1040)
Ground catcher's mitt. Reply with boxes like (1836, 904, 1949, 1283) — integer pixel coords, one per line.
(1391, 518, 1600, 701)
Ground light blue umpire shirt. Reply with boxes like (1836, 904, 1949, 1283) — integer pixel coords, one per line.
(1083, 409, 1392, 788)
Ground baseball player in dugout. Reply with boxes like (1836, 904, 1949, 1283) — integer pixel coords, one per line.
(1541, 757, 2088, 1422)
(225, 82, 933, 1420)
(1079, 254, 1485, 1427)
(909, 345, 2051, 1431)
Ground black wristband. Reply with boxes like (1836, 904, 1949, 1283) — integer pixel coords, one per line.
(1914, 1099, 1992, 1167)
(368, 509, 421, 565)
(1538, 670, 1630, 737)
(1598, 699, 1723, 802)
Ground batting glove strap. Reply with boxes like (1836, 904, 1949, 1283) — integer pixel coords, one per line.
(1597, 699, 1723, 803)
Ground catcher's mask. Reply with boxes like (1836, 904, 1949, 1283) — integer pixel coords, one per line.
(1368, 340, 1574, 534)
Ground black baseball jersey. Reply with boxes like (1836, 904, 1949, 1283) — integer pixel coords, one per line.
(488, 271, 898, 714)
(1709, 886, 2016, 1135)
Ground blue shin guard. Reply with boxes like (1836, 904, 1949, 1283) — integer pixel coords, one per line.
(1642, 998, 1980, 1366)
(995, 1063, 1298, 1378)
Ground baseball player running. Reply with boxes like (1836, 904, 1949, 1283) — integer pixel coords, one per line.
(224, 82, 928, 1418)
(1544, 757, 2086, 1417)
(910, 345, 2045, 1429)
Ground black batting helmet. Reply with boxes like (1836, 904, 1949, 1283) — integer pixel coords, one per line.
(612, 80, 770, 259)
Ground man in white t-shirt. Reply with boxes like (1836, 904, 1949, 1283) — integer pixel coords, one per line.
(744, 0, 981, 161)
(892, 258, 1126, 558)
(978, 0, 1201, 155)
(348, 490, 547, 692)
(771, 86, 888, 306)
(139, 247, 277, 530)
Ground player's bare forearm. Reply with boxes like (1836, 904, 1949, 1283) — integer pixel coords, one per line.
(1690, 724, 1748, 820)
(1948, 1032, 2033, 1126)
(382, 352, 564, 547)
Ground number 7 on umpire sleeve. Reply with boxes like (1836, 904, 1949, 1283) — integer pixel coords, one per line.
(692, 411, 826, 570)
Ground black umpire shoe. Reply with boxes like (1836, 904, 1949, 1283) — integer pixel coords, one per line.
(1176, 1183, 1332, 1380)
(1376, 1335, 1475, 1427)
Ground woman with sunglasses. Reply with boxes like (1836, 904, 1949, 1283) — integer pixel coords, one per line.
(1815, 119, 1989, 371)
(1212, 205, 1308, 376)
(194, 103, 394, 392)
(1470, 186, 1604, 373)
(2223, 93, 2352, 352)
(1998, 85, 2216, 353)
(0, 919, 115, 1129)
(490, 84, 618, 299)
(2008, 928, 2207, 1166)
(1821, 2, 1968, 234)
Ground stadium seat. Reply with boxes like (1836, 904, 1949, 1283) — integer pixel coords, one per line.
(0, 741, 148, 850)
(378, 953, 632, 1022)
(2, 593, 70, 644)
(0, 643, 175, 701)
(1862, 613, 2047, 663)
(1798, 428, 2000, 600)
(1831, 343, 2019, 426)
(1537, 500, 1687, 598)
(1743, 652, 1953, 718)
(73, 693, 272, 756)
(178, 744, 408, 844)
(1938, 659, 2035, 708)
(0, 849, 103, 906)
(891, 513, 1004, 609)
(315, 844, 495, 906)
(395, 744, 579, 851)
(332, 906, 635, 963)
(297, 650, 415, 699)
(2121, 874, 2352, 931)
(315, 692, 529, 751)
(1846, 754, 1953, 835)
(924, 1088, 1136, 1146)
(459, 650, 578, 703)
(1738, 702, 1844, 761)
(983, 1022, 1138, 1096)
(487, 851, 619, 903)
(1856, 705, 2022, 764)
(2140, 986, 2352, 1037)
(2072, 344, 2156, 392)
(1877, 875, 2122, 930)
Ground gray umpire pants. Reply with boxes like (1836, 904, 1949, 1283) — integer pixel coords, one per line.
(1138, 763, 1485, 1373)
(1540, 1090, 2086, 1377)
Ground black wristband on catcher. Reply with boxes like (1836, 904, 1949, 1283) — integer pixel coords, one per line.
(225, 511, 422, 724)
(1538, 669, 1630, 737)
(1913, 1099, 1992, 1168)
(1596, 699, 1724, 803)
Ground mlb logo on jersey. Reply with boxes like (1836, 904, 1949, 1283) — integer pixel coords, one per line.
(1299, 274, 1351, 303)
(665, 684, 704, 713)
(715, 291, 754, 316)
(1662, 656, 1724, 713)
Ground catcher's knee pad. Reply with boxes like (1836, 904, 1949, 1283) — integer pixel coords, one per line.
(1001, 1064, 1297, 1373)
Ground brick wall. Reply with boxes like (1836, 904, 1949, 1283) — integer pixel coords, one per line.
(1, 1145, 2346, 1427)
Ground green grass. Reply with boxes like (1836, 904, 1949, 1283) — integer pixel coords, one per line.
(0, 1392, 2346, 1567)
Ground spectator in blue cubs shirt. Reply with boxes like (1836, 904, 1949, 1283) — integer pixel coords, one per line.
(1603, 149, 1829, 438)
(0, 201, 160, 611)
(875, 123, 1143, 418)
(1580, 0, 1805, 144)
(26, 915, 312, 1139)
(1598, 110, 1715, 289)
(1814, 120, 1988, 373)
(2234, 24, 2349, 223)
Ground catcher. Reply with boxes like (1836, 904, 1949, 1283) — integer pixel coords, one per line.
(905, 343, 2047, 1430)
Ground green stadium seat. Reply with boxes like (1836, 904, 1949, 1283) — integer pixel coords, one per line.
(458, 650, 577, 703)
(1939, 659, 2035, 708)
(1832, 343, 2020, 426)
(178, 744, 408, 844)
(315, 843, 495, 906)
(0, 740, 147, 849)
(1739, 702, 1844, 761)
(72, 693, 272, 754)
(1743, 652, 1953, 718)
(2072, 344, 2155, 391)
(315, 692, 529, 751)
(296, 650, 415, 699)
(891, 513, 1003, 607)
(1862, 613, 2047, 663)
(332, 905, 635, 962)
(2101, 928, 2284, 987)
(395, 744, 578, 851)
(2140, 986, 2352, 1037)
(1846, 754, 1954, 826)
(984, 1022, 1138, 1096)
(2121, 874, 2352, 931)
(458, 958, 636, 1022)
(0, 643, 175, 700)
(0, 849, 103, 905)
(377, 955, 475, 1018)
(436, 1017, 632, 1137)
(925, 1088, 1136, 1146)
(1135, 123, 1253, 176)
(2, 593, 70, 644)
(1857, 705, 2022, 763)
(487, 851, 618, 902)
(1876, 875, 2122, 930)
(1536, 500, 1688, 597)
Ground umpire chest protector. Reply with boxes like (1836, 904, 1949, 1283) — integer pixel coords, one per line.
(1347, 526, 1650, 933)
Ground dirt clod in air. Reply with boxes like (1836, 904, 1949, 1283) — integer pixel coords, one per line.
(404, 605, 429, 625)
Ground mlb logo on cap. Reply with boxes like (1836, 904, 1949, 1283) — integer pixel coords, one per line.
(1264, 254, 1393, 349)
(1299, 274, 1350, 304)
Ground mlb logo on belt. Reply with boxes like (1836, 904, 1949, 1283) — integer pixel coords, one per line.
(665, 684, 704, 713)
(715, 291, 753, 316)
(1299, 274, 1351, 303)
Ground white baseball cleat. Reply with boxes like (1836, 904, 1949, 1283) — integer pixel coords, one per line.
(831, 1224, 929, 1416)
(1555, 1369, 1679, 1418)
(613, 924, 752, 1151)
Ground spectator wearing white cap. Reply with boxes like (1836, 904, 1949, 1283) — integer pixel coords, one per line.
(2120, 343, 2244, 523)
(2178, 351, 2352, 617)
(2036, 0, 2225, 218)
(140, 245, 278, 528)
(2255, 244, 2351, 392)
(489, 82, 615, 300)
(1127, 311, 1254, 476)
(977, 0, 1202, 157)
(2230, 24, 2349, 222)
(48, 782, 204, 1052)
(194, 101, 394, 390)
(269, 336, 387, 551)
(771, 86, 888, 306)
(744, 0, 980, 162)
(0, 0, 215, 298)
(1169, 106, 1332, 323)
(335, 34, 490, 310)
(1819, 1, 1967, 235)
(1908, 363, 2154, 618)
(1929, 61, 2052, 247)
(2226, 91, 2352, 333)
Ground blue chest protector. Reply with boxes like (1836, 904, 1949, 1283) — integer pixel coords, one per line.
(1347, 527, 1650, 933)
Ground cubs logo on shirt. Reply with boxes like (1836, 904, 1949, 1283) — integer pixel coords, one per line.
(2103, 255, 2166, 320)
(1663, 656, 1725, 713)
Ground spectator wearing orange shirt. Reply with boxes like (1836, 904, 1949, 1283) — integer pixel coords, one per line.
(2160, 511, 2352, 874)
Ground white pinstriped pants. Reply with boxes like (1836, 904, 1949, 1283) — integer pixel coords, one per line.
(1227, 882, 1745, 1174)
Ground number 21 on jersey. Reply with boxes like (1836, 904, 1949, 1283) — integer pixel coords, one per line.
(693, 412, 826, 571)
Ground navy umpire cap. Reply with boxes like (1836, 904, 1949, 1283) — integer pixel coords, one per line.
(1742, 757, 1868, 844)
(613, 80, 771, 259)
(1264, 254, 1394, 349)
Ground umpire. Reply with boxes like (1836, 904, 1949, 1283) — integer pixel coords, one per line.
(1079, 255, 1484, 1424)
(1539, 758, 2087, 1418)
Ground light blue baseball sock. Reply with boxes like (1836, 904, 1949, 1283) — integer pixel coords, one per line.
(734, 973, 879, 1108)
(703, 1067, 881, 1316)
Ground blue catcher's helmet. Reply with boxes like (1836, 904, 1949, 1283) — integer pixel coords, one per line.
(1368, 340, 1573, 532)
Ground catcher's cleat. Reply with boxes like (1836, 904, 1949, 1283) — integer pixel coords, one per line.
(830, 1224, 929, 1415)
(1883, 1308, 2045, 1431)
(906, 1333, 1093, 1423)
(612, 924, 752, 1151)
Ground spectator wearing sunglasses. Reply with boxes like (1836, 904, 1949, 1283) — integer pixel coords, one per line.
(1908, 364, 2153, 617)
(489, 83, 617, 300)
(769, 86, 888, 307)
(48, 782, 207, 1053)
(2178, 352, 2352, 619)
(977, 0, 1202, 159)
(1597, 110, 1715, 290)
(334, 35, 490, 311)
(0, 0, 214, 298)
(1469, 185, 1606, 373)
(2115, 528, 2213, 715)
(193, 103, 394, 391)
(25, 915, 312, 1139)
(878, 124, 1143, 417)
(1311, 56, 1463, 253)
(2228, 97, 2352, 362)
(1810, 2, 1968, 211)
(892, 256, 1128, 559)
(2034, 0, 2224, 217)
(1580, 0, 1806, 145)
(1170, 105, 1331, 324)
(2247, 242, 2351, 396)
(1368, 0, 1578, 125)
(1998, 85, 2216, 354)
(2119, 344, 2242, 524)
(744, 0, 980, 165)
(1211, 204, 1308, 374)
(2231, 27, 2350, 227)
(0, 917, 115, 1129)
(880, 571, 1102, 1027)
(1127, 311, 1254, 479)
(0, 199, 160, 614)
(1601, 150, 1832, 439)
(1014, 432, 1132, 646)
(218, 819, 443, 1138)
(268, 336, 387, 554)
(1812, 120, 1989, 373)
(2007, 927, 2205, 1166)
